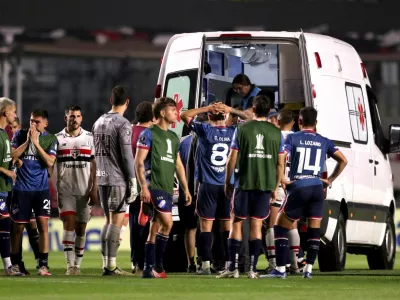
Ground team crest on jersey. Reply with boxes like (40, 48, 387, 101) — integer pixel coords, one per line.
(255, 134, 264, 150)
(71, 149, 80, 159)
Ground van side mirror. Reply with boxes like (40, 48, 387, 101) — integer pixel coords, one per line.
(389, 124, 400, 153)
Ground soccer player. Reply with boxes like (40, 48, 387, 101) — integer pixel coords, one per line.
(56, 105, 97, 275)
(219, 95, 285, 279)
(93, 85, 138, 276)
(10, 109, 58, 276)
(0, 97, 23, 276)
(130, 101, 154, 273)
(181, 102, 249, 275)
(265, 109, 303, 273)
(268, 107, 347, 279)
(135, 97, 192, 279)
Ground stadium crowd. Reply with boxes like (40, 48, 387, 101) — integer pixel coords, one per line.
(0, 79, 346, 279)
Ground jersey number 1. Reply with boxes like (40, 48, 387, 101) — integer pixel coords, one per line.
(296, 147, 321, 175)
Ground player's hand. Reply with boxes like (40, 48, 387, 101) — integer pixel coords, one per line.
(281, 179, 294, 190)
(126, 178, 138, 204)
(30, 125, 40, 143)
(5, 170, 16, 184)
(140, 186, 151, 203)
(224, 182, 234, 199)
(321, 178, 332, 188)
(12, 158, 23, 168)
(184, 189, 192, 206)
(89, 186, 98, 206)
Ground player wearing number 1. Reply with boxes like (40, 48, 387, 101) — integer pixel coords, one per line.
(181, 102, 249, 275)
(10, 109, 58, 276)
(93, 86, 138, 276)
(267, 107, 347, 279)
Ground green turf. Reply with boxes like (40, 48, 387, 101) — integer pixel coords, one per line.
(1, 251, 400, 299)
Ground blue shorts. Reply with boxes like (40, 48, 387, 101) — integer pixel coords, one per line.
(0, 196, 9, 217)
(283, 184, 325, 221)
(10, 190, 51, 223)
(150, 189, 173, 215)
(197, 183, 230, 221)
(233, 190, 271, 220)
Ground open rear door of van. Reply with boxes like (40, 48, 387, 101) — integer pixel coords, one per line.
(299, 31, 313, 107)
(160, 33, 206, 138)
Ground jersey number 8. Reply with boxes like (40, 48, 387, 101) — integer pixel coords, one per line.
(211, 143, 229, 166)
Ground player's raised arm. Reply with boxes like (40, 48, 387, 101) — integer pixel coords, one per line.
(31, 127, 57, 168)
(224, 104, 250, 121)
(11, 129, 30, 159)
(180, 102, 224, 125)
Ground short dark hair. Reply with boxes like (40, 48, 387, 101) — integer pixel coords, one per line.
(252, 95, 270, 118)
(278, 109, 294, 126)
(135, 101, 153, 123)
(14, 117, 20, 125)
(258, 89, 275, 106)
(153, 97, 176, 119)
(31, 109, 49, 119)
(111, 85, 129, 106)
(299, 107, 318, 127)
(232, 74, 251, 86)
(65, 105, 82, 115)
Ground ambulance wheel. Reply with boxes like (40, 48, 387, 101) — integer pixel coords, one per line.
(318, 211, 347, 272)
(367, 214, 396, 270)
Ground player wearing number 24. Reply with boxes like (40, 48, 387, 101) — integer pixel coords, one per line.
(180, 101, 249, 275)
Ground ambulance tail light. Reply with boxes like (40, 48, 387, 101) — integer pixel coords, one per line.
(219, 33, 252, 39)
(312, 84, 316, 98)
(155, 84, 162, 98)
(315, 52, 322, 68)
(361, 62, 367, 78)
(160, 56, 163, 65)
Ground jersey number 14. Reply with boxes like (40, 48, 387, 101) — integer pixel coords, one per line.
(296, 147, 322, 175)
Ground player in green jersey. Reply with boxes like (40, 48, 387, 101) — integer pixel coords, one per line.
(218, 95, 285, 279)
(0, 97, 23, 276)
(135, 97, 192, 278)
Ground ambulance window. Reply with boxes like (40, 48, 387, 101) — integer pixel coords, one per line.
(164, 69, 197, 138)
(345, 83, 368, 144)
(366, 86, 387, 154)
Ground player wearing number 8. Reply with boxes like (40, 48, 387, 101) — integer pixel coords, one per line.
(267, 107, 348, 279)
(181, 101, 249, 275)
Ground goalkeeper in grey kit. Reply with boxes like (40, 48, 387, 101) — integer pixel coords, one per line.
(92, 86, 138, 275)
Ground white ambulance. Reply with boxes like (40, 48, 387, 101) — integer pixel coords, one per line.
(156, 31, 400, 271)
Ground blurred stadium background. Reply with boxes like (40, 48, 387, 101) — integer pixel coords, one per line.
(1, 0, 399, 253)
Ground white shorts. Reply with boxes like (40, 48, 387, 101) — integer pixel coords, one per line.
(270, 186, 286, 208)
(58, 194, 91, 223)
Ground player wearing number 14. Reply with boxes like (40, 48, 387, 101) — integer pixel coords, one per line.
(267, 107, 347, 279)
(181, 101, 249, 275)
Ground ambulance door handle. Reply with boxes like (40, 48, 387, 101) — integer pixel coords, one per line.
(374, 160, 379, 165)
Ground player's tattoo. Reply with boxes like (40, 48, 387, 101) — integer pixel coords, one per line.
(136, 163, 147, 188)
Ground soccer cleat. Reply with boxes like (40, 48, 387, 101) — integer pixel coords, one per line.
(37, 266, 52, 276)
(74, 267, 81, 275)
(66, 266, 76, 275)
(216, 269, 240, 279)
(247, 271, 260, 279)
(187, 264, 197, 273)
(110, 267, 132, 276)
(303, 271, 312, 279)
(138, 202, 150, 226)
(5, 265, 25, 276)
(131, 262, 138, 274)
(298, 259, 306, 272)
(19, 262, 30, 276)
(152, 269, 167, 278)
(197, 268, 211, 275)
(261, 269, 287, 279)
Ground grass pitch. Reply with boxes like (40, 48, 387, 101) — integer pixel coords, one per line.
(1, 251, 399, 299)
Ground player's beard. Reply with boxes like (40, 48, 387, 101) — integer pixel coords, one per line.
(68, 122, 80, 131)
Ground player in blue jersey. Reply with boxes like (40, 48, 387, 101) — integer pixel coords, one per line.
(267, 107, 347, 279)
(181, 101, 249, 275)
(10, 109, 57, 276)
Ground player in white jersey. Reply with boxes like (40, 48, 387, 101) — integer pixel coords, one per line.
(265, 109, 302, 273)
(56, 105, 98, 275)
